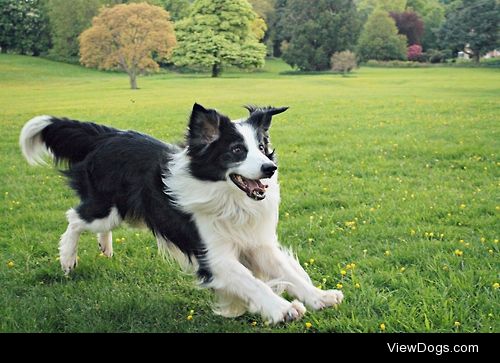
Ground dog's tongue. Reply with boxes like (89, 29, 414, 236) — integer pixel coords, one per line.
(246, 179, 266, 196)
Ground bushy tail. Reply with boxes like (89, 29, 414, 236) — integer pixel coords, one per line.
(20, 116, 119, 166)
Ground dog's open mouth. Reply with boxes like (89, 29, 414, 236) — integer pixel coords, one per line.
(230, 174, 268, 201)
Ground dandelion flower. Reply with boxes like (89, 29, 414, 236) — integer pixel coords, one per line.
(384, 250, 391, 256)
(400, 267, 406, 272)
(442, 265, 449, 271)
(340, 270, 347, 276)
(350, 263, 356, 269)
(379, 323, 386, 331)
(322, 278, 327, 283)
(7, 261, 14, 268)
(454, 321, 461, 328)
(189, 309, 194, 315)
(494, 239, 498, 244)
(336, 283, 343, 289)
(459, 204, 466, 209)
(285, 212, 290, 217)
(305, 322, 312, 329)
(307, 238, 314, 243)
(309, 258, 315, 264)
(410, 229, 416, 235)
(459, 239, 464, 244)
(493, 282, 499, 289)
(316, 284, 322, 290)
(355, 283, 360, 289)
(488, 249, 493, 254)
(251, 321, 257, 327)
(454, 249, 463, 257)
(187, 315, 193, 321)
(480, 237, 485, 243)
(346, 264, 352, 270)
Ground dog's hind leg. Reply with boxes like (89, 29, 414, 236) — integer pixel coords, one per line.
(59, 205, 122, 274)
(97, 231, 113, 257)
(59, 208, 85, 274)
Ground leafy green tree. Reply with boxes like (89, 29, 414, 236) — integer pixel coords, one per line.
(47, 0, 104, 61)
(357, 10, 407, 61)
(356, 0, 407, 23)
(439, 0, 498, 62)
(172, 0, 266, 77)
(0, 0, 51, 55)
(279, 0, 360, 71)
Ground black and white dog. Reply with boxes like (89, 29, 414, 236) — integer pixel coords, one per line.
(20, 104, 343, 323)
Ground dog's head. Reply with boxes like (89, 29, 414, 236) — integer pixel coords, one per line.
(186, 103, 288, 201)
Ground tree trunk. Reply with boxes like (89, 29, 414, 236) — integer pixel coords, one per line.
(473, 53, 480, 63)
(129, 71, 138, 90)
(211, 63, 221, 78)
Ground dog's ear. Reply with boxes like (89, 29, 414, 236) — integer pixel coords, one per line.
(245, 105, 289, 131)
(188, 103, 221, 145)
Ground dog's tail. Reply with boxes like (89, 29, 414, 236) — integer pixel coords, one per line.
(20, 116, 119, 166)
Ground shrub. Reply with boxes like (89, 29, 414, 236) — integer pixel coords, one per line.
(330, 50, 357, 74)
(407, 44, 423, 61)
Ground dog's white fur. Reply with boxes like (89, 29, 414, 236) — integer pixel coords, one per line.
(163, 127, 343, 324)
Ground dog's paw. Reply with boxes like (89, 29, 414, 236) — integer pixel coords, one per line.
(268, 300, 307, 324)
(98, 233, 113, 257)
(60, 253, 77, 275)
(305, 289, 344, 310)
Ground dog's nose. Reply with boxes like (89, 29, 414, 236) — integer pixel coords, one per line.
(261, 163, 277, 178)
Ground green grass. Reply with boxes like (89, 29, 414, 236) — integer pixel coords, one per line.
(0, 54, 499, 332)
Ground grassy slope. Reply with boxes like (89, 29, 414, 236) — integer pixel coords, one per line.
(0, 54, 498, 332)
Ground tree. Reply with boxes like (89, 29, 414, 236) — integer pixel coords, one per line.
(439, 0, 498, 62)
(0, 0, 51, 55)
(79, 3, 176, 89)
(390, 11, 424, 45)
(357, 10, 407, 61)
(356, 0, 407, 23)
(330, 50, 357, 74)
(279, 0, 360, 71)
(172, 0, 266, 77)
(47, 0, 106, 61)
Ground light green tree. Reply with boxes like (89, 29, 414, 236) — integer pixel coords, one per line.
(357, 10, 407, 61)
(172, 0, 266, 77)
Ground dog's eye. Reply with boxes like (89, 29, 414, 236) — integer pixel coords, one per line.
(232, 146, 243, 154)
(258, 144, 266, 153)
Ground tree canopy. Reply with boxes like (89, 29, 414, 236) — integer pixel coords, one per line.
(357, 10, 408, 61)
(0, 0, 51, 55)
(279, 0, 360, 71)
(172, 0, 266, 77)
(79, 2, 176, 89)
(439, 0, 498, 62)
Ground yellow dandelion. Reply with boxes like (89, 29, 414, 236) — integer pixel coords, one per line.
(459, 239, 464, 244)
(316, 284, 323, 289)
(309, 215, 314, 221)
(251, 321, 257, 327)
(369, 207, 375, 212)
(494, 239, 498, 244)
(309, 258, 315, 264)
(429, 232, 434, 237)
(493, 282, 499, 289)
(496, 206, 500, 211)
(336, 283, 343, 289)
(400, 267, 406, 272)
(350, 263, 356, 269)
(380, 323, 386, 331)
(304, 262, 309, 267)
(7, 261, 14, 268)
(442, 265, 449, 271)
(307, 238, 314, 243)
(322, 278, 327, 283)
(355, 283, 360, 289)
(410, 229, 416, 235)
(189, 309, 194, 315)
(187, 315, 193, 321)
(424, 232, 429, 237)
(454, 249, 463, 257)
(459, 204, 466, 209)
(454, 321, 461, 328)
(99, 252, 105, 257)
(488, 249, 493, 254)
(305, 322, 312, 329)
(480, 237, 485, 243)
(285, 212, 290, 217)
(384, 250, 391, 256)
(340, 269, 347, 276)
(464, 242, 470, 247)
(346, 263, 352, 270)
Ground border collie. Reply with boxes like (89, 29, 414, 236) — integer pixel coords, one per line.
(19, 104, 343, 324)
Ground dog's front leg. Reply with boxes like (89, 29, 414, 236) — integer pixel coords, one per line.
(251, 245, 344, 311)
(206, 255, 306, 324)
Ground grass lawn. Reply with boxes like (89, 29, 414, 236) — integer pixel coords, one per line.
(0, 54, 498, 332)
